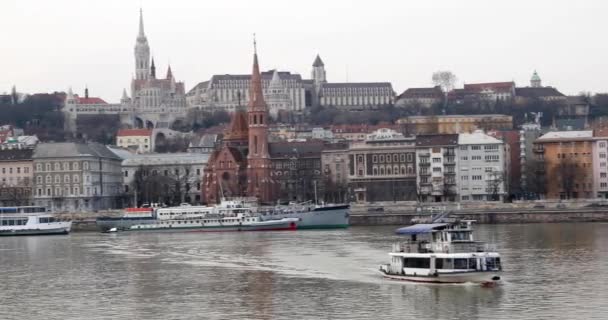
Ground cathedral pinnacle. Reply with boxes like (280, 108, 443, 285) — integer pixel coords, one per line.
(166, 64, 173, 79)
(138, 8, 145, 38)
(150, 57, 156, 78)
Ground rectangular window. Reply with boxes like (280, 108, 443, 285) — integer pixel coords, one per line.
(461, 176, 468, 181)
(472, 156, 482, 161)
(471, 145, 481, 150)
(472, 175, 482, 180)
(460, 146, 467, 151)
(432, 158, 441, 163)
(432, 167, 441, 172)
(601, 153, 607, 159)
(461, 156, 468, 161)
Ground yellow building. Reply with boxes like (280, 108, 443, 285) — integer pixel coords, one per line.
(534, 131, 594, 199)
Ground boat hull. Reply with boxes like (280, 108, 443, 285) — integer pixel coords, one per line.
(263, 205, 350, 230)
(96, 217, 156, 232)
(127, 219, 298, 233)
(380, 270, 501, 284)
(0, 226, 71, 236)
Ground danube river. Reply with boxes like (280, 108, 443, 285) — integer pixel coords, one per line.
(1, 223, 607, 320)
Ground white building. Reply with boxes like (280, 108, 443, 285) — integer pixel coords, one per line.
(122, 153, 210, 205)
(63, 10, 188, 132)
(116, 129, 153, 153)
(457, 130, 507, 202)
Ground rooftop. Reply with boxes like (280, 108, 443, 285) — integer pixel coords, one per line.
(116, 129, 153, 137)
(458, 130, 504, 145)
(515, 87, 565, 98)
(416, 134, 459, 147)
(122, 153, 210, 166)
(33, 142, 121, 159)
(536, 130, 593, 141)
(0, 149, 34, 161)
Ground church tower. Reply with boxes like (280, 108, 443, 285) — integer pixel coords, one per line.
(530, 70, 541, 88)
(134, 9, 150, 80)
(246, 39, 275, 203)
(311, 54, 326, 86)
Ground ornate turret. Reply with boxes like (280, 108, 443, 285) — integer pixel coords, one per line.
(134, 9, 150, 80)
(150, 57, 156, 79)
(166, 64, 173, 79)
(531, 70, 541, 88)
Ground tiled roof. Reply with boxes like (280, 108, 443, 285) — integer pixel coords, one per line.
(397, 86, 443, 99)
(322, 82, 392, 89)
(0, 149, 33, 161)
(33, 142, 121, 160)
(269, 141, 324, 158)
(537, 130, 593, 141)
(76, 97, 107, 104)
(515, 87, 565, 98)
(416, 134, 459, 147)
(116, 129, 152, 137)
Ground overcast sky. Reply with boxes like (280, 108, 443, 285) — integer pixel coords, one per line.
(1, 0, 607, 100)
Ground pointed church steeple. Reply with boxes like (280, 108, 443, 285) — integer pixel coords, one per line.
(134, 8, 151, 80)
(150, 57, 156, 79)
(248, 36, 266, 112)
(166, 64, 173, 79)
(138, 8, 145, 39)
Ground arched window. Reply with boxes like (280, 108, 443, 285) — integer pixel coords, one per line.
(63, 162, 69, 171)
(83, 162, 89, 170)
(36, 176, 42, 184)
(373, 167, 378, 175)
(55, 175, 60, 183)
(73, 162, 79, 170)
(400, 166, 406, 175)
(45, 175, 52, 184)
(54, 163, 60, 171)
(64, 175, 70, 183)
(36, 164, 42, 171)
(74, 175, 79, 183)
(380, 167, 385, 175)
(46, 163, 51, 171)
(387, 167, 392, 175)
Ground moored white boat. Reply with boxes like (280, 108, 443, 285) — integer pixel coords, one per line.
(379, 220, 502, 285)
(0, 206, 71, 236)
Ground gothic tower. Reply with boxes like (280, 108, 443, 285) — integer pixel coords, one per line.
(530, 70, 541, 88)
(246, 39, 275, 203)
(311, 54, 326, 86)
(134, 9, 150, 80)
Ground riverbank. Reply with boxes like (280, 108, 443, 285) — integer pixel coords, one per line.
(350, 208, 608, 225)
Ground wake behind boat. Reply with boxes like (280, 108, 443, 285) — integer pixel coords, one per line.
(379, 220, 502, 285)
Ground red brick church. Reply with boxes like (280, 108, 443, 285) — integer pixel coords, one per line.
(202, 43, 276, 204)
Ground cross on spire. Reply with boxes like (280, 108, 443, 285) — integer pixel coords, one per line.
(253, 33, 257, 54)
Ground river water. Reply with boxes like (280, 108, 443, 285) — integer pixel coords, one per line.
(1, 223, 607, 320)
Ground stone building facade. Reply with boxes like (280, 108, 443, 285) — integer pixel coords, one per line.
(398, 114, 513, 135)
(0, 149, 34, 206)
(415, 134, 459, 203)
(122, 153, 209, 206)
(347, 128, 417, 203)
(321, 142, 350, 203)
(32, 143, 123, 212)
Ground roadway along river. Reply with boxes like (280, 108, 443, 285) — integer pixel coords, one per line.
(1, 223, 607, 320)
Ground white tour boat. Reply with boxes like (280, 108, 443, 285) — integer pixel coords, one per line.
(379, 220, 502, 285)
(127, 200, 299, 233)
(0, 206, 72, 236)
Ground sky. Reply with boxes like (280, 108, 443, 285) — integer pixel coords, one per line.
(1, 0, 607, 100)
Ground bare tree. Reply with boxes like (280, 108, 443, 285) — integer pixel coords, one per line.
(432, 71, 458, 112)
(523, 159, 546, 199)
(486, 170, 504, 201)
(556, 157, 586, 199)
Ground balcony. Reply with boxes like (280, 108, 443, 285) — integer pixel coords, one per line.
(419, 162, 431, 166)
(419, 171, 431, 176)
(444, 171, 456, 175)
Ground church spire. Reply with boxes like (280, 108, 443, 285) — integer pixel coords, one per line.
(138, 8, 145, 38)
(249, 34, 266, 111)
(150, 57, 156, 78)
(166, 64, 173, 79)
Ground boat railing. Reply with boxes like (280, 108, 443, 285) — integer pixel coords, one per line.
(393, 241, 497, 254)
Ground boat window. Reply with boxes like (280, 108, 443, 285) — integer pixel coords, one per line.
(468, 258, 477, 269)
(486, 257, 501, 270)
(451, 231, 470, 241)
(403, 258, 430, 269)
(453, 258, 469, 269)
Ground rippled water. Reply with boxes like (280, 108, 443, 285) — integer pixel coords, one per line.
(1, 223, 607, 320)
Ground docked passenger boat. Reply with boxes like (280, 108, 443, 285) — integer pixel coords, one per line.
(260, 202, 350, 229)
(379, 220, 502, 285)
(0, 206, 71, 236)
(126, 200, 299, 233)
(96, 207, 156, 232)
